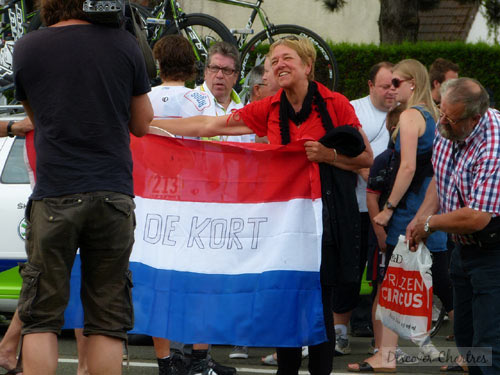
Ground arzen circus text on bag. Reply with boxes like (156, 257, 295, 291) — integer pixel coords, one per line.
(381, 251, 430, 311)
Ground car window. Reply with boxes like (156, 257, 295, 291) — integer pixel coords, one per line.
(1, 137, 29, 184)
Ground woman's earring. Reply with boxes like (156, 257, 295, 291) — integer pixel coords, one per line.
(410, 87, 414, 91)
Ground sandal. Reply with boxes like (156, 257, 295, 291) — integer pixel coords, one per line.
(261, 353, 277, 366)
(440, 363, 469, 372)
(347, 361, 396, 373)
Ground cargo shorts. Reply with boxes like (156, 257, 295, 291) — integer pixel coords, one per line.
(18, 191, 136, 340)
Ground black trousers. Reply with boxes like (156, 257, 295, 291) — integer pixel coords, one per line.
(276, 285, 335, 375)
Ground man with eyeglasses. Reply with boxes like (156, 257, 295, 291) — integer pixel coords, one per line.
(198, 41, 254, 142)
(407, 77, 500, 375)
(332, 62, 395, 356)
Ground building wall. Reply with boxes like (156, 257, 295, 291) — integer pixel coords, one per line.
(181, 0, 380, 44)
(467, 5, 495, 44)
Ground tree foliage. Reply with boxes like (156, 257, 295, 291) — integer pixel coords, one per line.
(483, 0, 500, 43)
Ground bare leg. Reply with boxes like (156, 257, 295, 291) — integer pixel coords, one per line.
(347, 325, 398, 371)
(192, 344, 209, 350)
(371, 285, 383, 351)
(152, 337, 171, 358)
(75, 329, 89, 375)
(22, 332, 58, 375)
(86, 335, 123, 375)
(333, 311, 352, 333)
(0, 310, 22, 372)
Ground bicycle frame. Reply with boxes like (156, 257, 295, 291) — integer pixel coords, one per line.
(154, 1, 236, 65)
(0, 0, 35, 42)
(145, 0, 207, 57)
(207, 0, 273, 49)
(0, 0, 36, 84)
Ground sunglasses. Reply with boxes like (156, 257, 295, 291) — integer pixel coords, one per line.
(391, 78, 410, 88)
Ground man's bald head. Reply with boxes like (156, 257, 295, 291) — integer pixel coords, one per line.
(441, 78, 489, 119)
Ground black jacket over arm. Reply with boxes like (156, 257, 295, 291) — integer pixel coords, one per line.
(319, 125, 366, 286)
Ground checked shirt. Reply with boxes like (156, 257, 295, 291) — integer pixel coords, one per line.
(433, 108, 500, 245)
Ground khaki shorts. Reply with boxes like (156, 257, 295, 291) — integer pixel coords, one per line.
(19, 191, 136, 340)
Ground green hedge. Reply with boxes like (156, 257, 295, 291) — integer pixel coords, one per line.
(330, 41, 500, 106)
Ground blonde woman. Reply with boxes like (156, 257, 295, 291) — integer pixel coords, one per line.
(348, 59, 452, 373)
(152, 36, 373, 375)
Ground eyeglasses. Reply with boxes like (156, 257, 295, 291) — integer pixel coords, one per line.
(391, 78, 410, 88)
(280, 35, 300, 41)
(206, 65, 237, 76)
(438, 107, 464, 126)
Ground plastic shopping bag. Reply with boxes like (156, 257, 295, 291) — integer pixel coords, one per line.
(376, 235, 433, 346)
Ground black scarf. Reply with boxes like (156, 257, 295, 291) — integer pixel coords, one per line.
(279, 81, 334, 145)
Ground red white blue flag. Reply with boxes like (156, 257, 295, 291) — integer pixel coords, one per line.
(27, 133, 326, 347)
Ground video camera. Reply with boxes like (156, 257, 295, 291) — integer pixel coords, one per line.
(83, 0, 125, 27)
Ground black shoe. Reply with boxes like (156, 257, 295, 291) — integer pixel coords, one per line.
(188, 357, 237, 375)
(158, 352, 189, 375)
(350, 324, 374, 338)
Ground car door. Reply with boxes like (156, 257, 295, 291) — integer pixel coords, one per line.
(0, 136, 31, 311)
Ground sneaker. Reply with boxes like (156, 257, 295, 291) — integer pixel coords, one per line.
(229, 346, 248, 359)
(395, 348, 419, 364)
(432, 304, 441, 322)
(261, 353, 277, 366)
(334, 329, 351, 355)
(368, 339, 377, 355)
(189, 357, 237, 375)
(420, 342, 444, 361)
(158, 352, 189, 375)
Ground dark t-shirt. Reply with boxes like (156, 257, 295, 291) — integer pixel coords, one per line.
(366, 148, 394, 209)
(14, 24, 151, 199)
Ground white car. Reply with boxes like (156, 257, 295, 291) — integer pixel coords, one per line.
(0, 135, 31, 312)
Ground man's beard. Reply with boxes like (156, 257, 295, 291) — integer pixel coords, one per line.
(438, 122, 471, 142)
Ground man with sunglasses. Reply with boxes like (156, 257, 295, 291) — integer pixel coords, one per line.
(198, 41, 254, 142)
(407, 77, 500, 375)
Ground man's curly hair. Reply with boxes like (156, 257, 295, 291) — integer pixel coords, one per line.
(40, 0, 89, 26)
(153, 35, 196, 82)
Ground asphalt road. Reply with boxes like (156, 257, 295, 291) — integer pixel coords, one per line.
(0, 318, 466, 375)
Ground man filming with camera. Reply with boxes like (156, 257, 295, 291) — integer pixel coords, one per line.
(13, 0, 153, 374)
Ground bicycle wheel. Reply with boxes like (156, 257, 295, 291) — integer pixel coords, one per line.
(430, 295, 447, 338)
(240, 24, 338, 92)
(161, 13, 236, 84)
(26, 11, 43, 32)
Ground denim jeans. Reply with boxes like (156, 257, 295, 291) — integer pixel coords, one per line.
(450, 244, 500, 375)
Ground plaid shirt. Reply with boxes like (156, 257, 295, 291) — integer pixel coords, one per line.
(433, 108, 500, 245)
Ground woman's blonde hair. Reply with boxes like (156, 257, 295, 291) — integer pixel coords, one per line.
(391, 59, 438, 142)
(269, 36, 316, 81)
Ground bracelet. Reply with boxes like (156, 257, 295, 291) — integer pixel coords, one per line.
(6, 120, 14, 138)
(332, 148, 337, 163)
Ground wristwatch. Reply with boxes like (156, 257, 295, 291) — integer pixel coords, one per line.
(385, 201, 397, 211)
(424, 215, 434, 234)
(6, 120, 14, 138)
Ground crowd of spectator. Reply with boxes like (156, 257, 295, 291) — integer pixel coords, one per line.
(1, 3, 499, 374)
